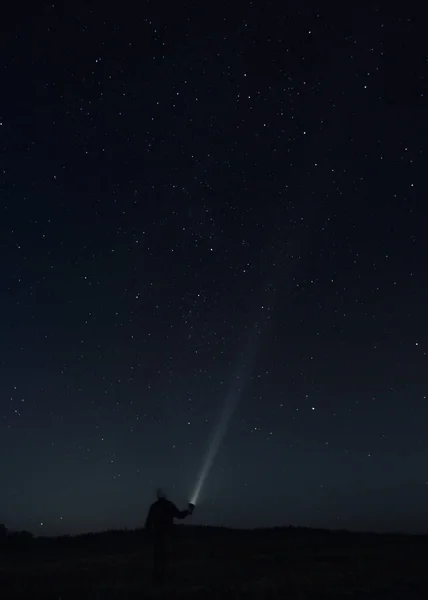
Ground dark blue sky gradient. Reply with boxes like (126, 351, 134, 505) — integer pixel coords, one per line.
(0, 2, 427, 535)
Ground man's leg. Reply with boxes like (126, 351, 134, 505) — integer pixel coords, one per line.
(153, 535, 166, 583)
(153, 536, 162, 582)
(159, 537, 166, 580)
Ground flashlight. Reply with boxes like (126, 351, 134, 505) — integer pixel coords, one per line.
(188, 502, 195, 515)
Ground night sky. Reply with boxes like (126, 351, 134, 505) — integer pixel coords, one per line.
(1, 3, 427, 536)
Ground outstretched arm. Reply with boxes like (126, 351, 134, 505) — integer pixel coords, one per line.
(170, 502, 190, 519)
(175, 509, 190, 519)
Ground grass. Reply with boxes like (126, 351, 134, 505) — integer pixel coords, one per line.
(0, 528, 427, 598)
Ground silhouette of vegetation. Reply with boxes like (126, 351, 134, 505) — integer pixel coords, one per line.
(0, 524, 427, 598)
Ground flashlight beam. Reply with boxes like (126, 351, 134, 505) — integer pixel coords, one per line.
(190, 365, 250, 506)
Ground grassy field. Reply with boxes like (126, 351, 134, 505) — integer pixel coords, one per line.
(0, 528, 427, 598)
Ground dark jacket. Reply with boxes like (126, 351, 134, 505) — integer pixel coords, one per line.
(145, 498, 189, 536)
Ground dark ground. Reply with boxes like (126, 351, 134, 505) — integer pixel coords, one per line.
(0, 527, 427, 599)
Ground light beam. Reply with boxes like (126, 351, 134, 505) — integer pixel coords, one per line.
(189, 186, 322, 507)
(189, 367, 249, 506)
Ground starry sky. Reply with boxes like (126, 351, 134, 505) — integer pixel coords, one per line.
(1, 2, 427, 536)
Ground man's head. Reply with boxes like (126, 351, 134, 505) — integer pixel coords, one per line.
(156, 487, 167, 500)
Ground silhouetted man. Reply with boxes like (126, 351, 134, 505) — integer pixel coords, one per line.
(145, 488, 194, 582)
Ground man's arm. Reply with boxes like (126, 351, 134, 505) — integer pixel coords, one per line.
(170, 501, 190, 520)
(145, 505, 154, 532)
